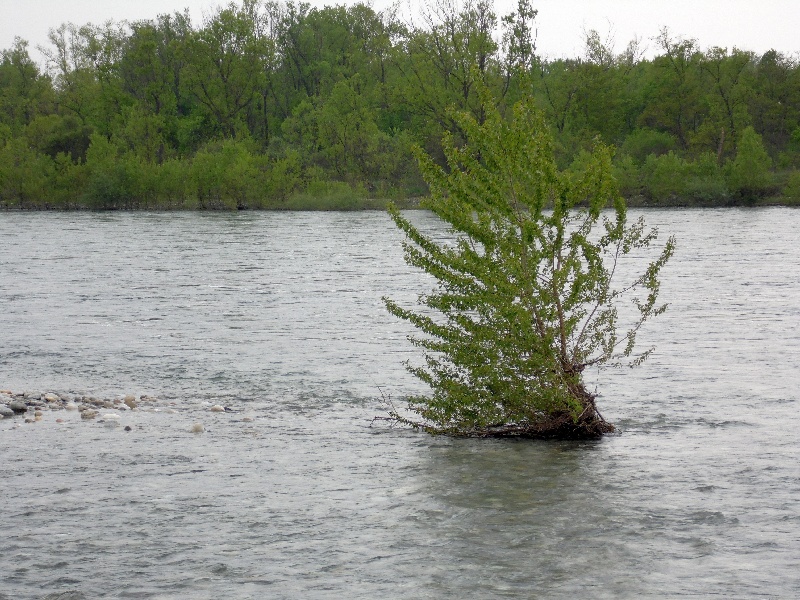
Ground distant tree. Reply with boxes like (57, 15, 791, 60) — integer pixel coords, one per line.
(783, 170, 800, 203)
(727, 125, 772, 203)
(0, 38, 55, 132)
(397, 0, 500, 139)
(537, 58, 581, 135)
(118, 14, 191, 119)
(0, 137, 55, 208)
(697, 46, 754, 157)
(183, 2, 268, 138)
(638, 29, 704, 150)
(499, 0, 537, 97)
(748, 50, 800, 155)
(384, 89, 674, 438)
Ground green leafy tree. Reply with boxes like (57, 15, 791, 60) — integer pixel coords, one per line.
(782, 170, 800, 204)
(537, 58, 581, 136)
(695, 46, 754, 157)
(396, 0, 500, 151)
(25, 113, 92, 162)
(569, 30, 639, 145)
(83, 133, 140, 209)
(183, 2, 269, 138)
(637, 29, 704, 151)
(0, 38, 55, 133)
(384, 90, 674, 438)
(40, 23, 105, 127)
(727, 125, 772, 203)
(749, 50, 800, 156)
(0, 137, 55, 208)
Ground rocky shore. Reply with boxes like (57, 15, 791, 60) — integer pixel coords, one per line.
(0, 389, 160, 423)
(0, 389, 245, 429)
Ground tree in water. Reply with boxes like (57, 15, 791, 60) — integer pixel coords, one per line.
(384, 88, 675, 439)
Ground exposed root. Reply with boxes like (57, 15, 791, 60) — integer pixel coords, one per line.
(457, 413, 615, 440)
(374, 384, 616, 440)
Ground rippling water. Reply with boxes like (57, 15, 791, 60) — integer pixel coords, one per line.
(1, 209, 799, 598)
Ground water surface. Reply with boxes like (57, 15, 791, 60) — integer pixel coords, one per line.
(1, 209, 798, 598)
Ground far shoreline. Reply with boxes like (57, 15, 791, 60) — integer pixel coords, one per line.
(2, 194, 798, 212)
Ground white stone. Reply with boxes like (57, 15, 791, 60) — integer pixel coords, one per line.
(210, 405, 225, 413)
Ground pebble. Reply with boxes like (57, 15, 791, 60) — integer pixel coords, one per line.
(0, 405, 14, 418)
(210, 405, 225, 413)
(190, 423, 205, 433)
(9, 400, 28, 413)
(124, 395, 137, 409)
(80, 410, 98, 420)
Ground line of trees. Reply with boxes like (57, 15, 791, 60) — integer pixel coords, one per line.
(1, 0, 800, 210)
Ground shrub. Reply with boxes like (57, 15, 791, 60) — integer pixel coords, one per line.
(384, 91, 674, 439)
(782, 170, 800, 205)
(620, 128, 677, 163)
(727, 126, 773, 204)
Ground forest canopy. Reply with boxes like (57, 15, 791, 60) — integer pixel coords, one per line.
(1, 0, 799, 209)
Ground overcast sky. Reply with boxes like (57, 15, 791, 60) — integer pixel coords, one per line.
(2, 0, 797, 65)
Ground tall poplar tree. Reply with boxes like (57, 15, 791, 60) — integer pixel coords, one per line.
(384, 89, 675, 438)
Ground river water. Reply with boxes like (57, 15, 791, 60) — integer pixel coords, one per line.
(1, 209, 798, 599)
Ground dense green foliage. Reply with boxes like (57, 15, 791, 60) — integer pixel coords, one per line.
(384, 89, 674, 437)
(1, 0, 799, 209)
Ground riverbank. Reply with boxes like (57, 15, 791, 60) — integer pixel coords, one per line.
(623, 193, 800, 208)
(0, 194, 425, 212)
(3, 193, 800, 211)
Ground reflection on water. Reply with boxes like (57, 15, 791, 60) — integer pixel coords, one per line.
(1, 208, 799, 598)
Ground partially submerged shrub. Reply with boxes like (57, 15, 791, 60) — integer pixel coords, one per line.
(384, 91, 675, 439)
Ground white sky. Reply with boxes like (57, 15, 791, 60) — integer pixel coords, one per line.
(1, 0, 798, 65)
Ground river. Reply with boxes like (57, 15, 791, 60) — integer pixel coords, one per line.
(1, 208, 798, 598)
